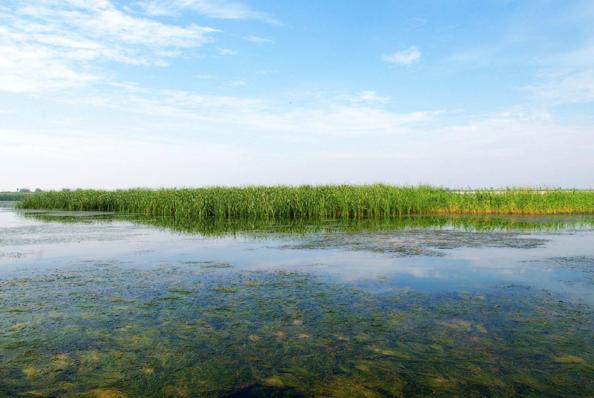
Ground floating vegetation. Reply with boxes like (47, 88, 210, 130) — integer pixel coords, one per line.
(1, 263, 593, 397)
(283, 229, 550, 257)
(181, 260, 234, 269)
(17, 186, 594, 220)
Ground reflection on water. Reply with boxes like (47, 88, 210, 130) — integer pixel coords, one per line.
(19, 208, 594, 235)
(1, 205, 593, 397)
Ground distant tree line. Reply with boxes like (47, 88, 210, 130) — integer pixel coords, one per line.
(16, 188, 43, 193)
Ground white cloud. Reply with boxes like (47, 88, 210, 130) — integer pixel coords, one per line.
(2, 2, 592, 189)
(354, 90, 390, 104)
(529, 70, 594, 104)
(0, 128, 249, 189)
(243, 35, 274, 44)
(138, 0, 280, 25)
(52, 84, 441, 139)
(271, 107, 439, 137)
(527, 42, 594, 105)
(227, 80, 247, 87)
(383, 46, 421, 65)
(0, 41, 99, 92)
(3, 107, 593, 189)
(218, 48, 238, 56)
(3, 71, 593, 188)
(0, 1, 217, 92)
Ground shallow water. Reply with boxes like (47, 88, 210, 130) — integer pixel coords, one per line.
(1, 204, 593, 397)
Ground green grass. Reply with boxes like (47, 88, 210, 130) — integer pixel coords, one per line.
(16, 185, 594, 220)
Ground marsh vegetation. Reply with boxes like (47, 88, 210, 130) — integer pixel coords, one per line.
(17, 186, 594, 220)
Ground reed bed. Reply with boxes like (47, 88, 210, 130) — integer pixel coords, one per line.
(16, 186, 594, 220)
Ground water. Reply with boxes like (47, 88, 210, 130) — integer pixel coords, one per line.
(1, 203, 593, 397)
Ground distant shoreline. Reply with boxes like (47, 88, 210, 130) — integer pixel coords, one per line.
(0, 192, 31, 201)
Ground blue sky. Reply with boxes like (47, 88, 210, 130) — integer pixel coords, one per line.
(1, 0, 593, 189)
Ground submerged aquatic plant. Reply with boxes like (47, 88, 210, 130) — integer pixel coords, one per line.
(1, 266, 593, 397)
(16, 186, 594, 220)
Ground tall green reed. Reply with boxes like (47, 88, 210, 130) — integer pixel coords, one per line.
(17, 186, 594, 220)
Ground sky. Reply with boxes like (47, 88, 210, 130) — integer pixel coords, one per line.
(1, 0, 593, 190)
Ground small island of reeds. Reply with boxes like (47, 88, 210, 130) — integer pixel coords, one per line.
(16, 185, 594, 220)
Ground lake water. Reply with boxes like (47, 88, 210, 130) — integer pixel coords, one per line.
(1, 203, 593, 397)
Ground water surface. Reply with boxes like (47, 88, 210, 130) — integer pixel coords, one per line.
(1, 204, 593, 397)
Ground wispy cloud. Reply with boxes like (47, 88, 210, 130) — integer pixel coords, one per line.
(218, 48, 238, 56)
(527, 42, 594, 105)
(227, 80, 247, 87)
(243, 35, 274, 44)
(383, 46, 421, 65)
(2, 1, 593, 189)
(0, 127, 248, 189)
(529, 70, 594, 105)
(195, 73, 215, 80)
(353, 90, 390, 104)
(138, 0, 280, 25)
(0, 0, 217, 92)
(48, 84, 441, 139)
(4, 99, 592, 188)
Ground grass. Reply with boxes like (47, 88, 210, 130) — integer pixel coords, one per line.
(16, 185, 594, 220)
